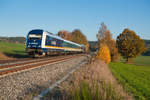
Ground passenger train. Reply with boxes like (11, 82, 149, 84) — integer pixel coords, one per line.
(26, 29, 85, 57)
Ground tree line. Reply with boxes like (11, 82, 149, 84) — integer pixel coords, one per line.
(96, 22, 146, 63)
(0, 37, 25, 44)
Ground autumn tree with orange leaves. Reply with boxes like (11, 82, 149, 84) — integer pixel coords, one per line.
(96, 43, 111, 64)
(57, 30, 72, 41)
(97, 22, 120, 62)
(117, 28, 146, 63)
(71, 29, 89, 52)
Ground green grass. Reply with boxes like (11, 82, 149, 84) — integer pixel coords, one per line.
(120, 56, 150, 66)
(71, 81, 122, 100)
(109, 62, 150, 100)
(0, 41, 27, 58)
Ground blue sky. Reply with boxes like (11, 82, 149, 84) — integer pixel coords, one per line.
(0, 0, 150, 41)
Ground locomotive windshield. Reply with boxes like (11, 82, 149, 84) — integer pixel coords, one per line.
(28, 34, 42, 39)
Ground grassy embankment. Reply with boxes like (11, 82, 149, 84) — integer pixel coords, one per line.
(0, 41, 27, 59)
(109, 56, 150, 100)
(42, 59, 126, 100)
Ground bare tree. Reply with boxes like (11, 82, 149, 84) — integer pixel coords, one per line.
(97, 22, 120, 62)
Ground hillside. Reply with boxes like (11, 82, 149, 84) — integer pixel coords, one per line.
(143, 39, 150, 56)
(0, 41, 27, 59)
(0, 37, 25, 44)
(144, 39, 150, 45)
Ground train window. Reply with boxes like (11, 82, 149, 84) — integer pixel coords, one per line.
(62, 41, 80, 48)
(45, 35, 52, 45)
(46, 35, 52, 41)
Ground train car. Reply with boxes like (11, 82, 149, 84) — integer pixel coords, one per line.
(26, 29, 85, 57)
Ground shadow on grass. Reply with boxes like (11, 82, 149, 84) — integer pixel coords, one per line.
(3, 50, 29, 58)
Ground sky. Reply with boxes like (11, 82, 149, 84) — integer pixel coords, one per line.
(0, 0, 150, 41)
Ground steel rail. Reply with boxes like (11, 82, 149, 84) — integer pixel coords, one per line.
(0, 55, 81, 77)
(0, 55, 76, 69)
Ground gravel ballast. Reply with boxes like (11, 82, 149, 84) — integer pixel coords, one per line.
(0, 55, 87, 100)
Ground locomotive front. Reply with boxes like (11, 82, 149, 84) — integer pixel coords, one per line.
(26, 29, 44, 57)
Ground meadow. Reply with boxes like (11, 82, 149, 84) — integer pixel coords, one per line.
(0, 41, 27, 58)
(109, 56, 150, 100)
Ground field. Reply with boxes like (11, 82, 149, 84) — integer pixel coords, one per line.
(120, 56, 150, 66)
(133, 56, 150, 66)
(0, 41, 27, 59)
(109, 57, 150, 100)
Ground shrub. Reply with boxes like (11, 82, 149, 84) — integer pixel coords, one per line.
(97, 22, 120, 62)
(97, 44, 111, 64)
(71, 81, 122, 100)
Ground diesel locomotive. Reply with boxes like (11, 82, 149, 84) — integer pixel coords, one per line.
(26, 29, 85, 57)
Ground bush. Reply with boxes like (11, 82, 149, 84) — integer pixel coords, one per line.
(71, 81, 121, 100)
(97, 44, 111, 64)
(97, 22, 120, 62)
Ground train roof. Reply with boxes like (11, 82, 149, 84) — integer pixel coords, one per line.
(28, 29, 43, 34)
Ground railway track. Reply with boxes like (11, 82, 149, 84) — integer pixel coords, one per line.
(0, 55, 70, 68)
(0, 55, 66, 66)
(0, 54, 83, 77)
